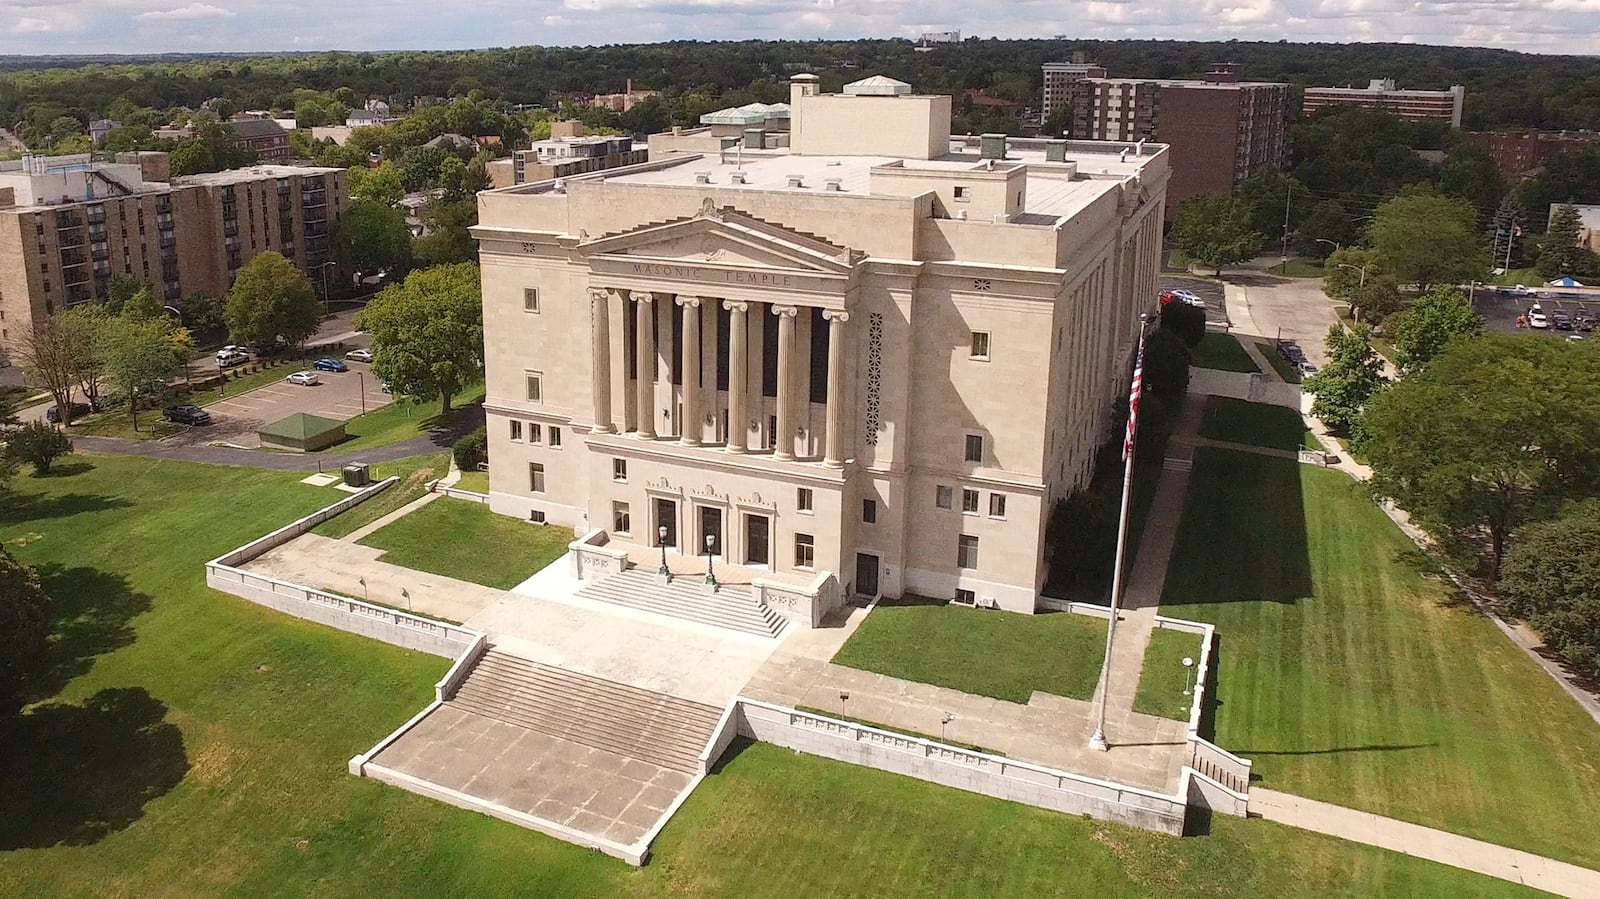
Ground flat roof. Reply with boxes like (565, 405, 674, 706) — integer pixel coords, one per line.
(1083, 77, 1289, 89)
(174, 164, 344, 186)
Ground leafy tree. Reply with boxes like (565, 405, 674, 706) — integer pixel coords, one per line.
(103, 275, 147, 314)
(357, 263, 483, 413)
(1499, 501, 1600, 678)
(1237, 169, 1314, 251)
(94, 316, 180, 433)
(120, 286, 165, 321)
(1369, 191, 1487, 290)
(1393, 287, 1483, 373)
(334, 198, 413, 279)
(1141, 327, 1191, 403)
(1295, 200, 1359, 261)
(0, 545, 51, 716)
(1350, 279, 1407, 328)
(169, 139, 217, 177)
(397, 145, 450, 191)
(1322, 247, 1382, 303)
(412, 196, 478, 267)
(14, 317, 83, 426)
(64, 305, 110, 411)
(1358, 333, 1600, 576)
(181, 291, 225, 333)
(453, 425, 487, 471)
(1159, 300, 1206, 348)
(348, 162, 404, 205)
(1304, 323, 1385, 434)
(224, 252, 322, 349)
(5, 421, 72, 476)
(1169, 195, 1264, 275)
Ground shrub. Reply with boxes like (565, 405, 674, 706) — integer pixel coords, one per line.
(5, 421, 74, 475)
(453, 425, 487, 472)
(1159, 301, 1207, 348)
(1500, 501, 1600, 678)
(1142, 327, 1192, 403)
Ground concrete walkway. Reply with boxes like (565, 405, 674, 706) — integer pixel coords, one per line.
(74, 431, 451, 471)
(1253, 790, 1600, 898)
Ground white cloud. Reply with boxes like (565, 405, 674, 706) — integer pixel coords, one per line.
(136, 3, 237, 22)
(12, 16, 55, 33)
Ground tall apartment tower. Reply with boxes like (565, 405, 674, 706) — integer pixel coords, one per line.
(1073, 63, 1291, 215)
(1303, 80, 1466, 128)
(470, 75, 1169, 614)
(1041, 58, 1109, 128)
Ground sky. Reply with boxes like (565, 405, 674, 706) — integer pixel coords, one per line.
(1, 0, 1597, 57)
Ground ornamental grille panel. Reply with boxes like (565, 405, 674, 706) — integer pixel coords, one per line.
(865, 312, 884, 446)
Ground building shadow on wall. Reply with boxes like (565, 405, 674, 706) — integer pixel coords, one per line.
(0, 687, 187, 849)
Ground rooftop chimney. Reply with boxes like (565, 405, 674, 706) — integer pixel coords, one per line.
(1045, 140, 1068, 162)
(823, 178, 843, 192)
(979, 133, 1007, 160)
(786, 174, 805, 188)
(743, 128, 765, 150)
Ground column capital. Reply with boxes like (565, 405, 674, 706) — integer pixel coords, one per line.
(629, 290, 654, 304)
(675, 295, 702, 308)
(722, 299, 748, 313)
(771, 304, 800, 318)
(587, 287, 610, 304)
(822, 309, 850, 323)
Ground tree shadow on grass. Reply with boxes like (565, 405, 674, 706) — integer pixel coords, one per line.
(0, 687, 187, 849)
(0, 492, 131, 526)
(36, 459, 95, 478)
(21, 565, 153, 706)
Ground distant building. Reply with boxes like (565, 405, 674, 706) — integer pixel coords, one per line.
(1040, 60, 1109, 125)
(423, 133, 477, 153)
(1466, 129, 1600, 179)
(1302, 79, 1466, 128)
(915, 30, 960, 51)
(960, 90, 1023, 116)
(485, 123, 647, 188)
(588, 80, 657, 113)
(1074, 63, 1291, 215)
(345, 109, 395, 128)
(88, 119, 120, 147)
(228, 118, 291, 163)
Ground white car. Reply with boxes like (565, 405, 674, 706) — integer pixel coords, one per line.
(217, 344, 246, 360)
(344, 348, 374, 363)
(1529, 306, 1550, 329)
(286, 371, 320, 386)
(217, 349, 248, 368)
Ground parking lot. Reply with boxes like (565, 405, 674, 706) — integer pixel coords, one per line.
(1158, 276, 1230, 328)
(169, 359, 393, 447)
(1477, 288, 1600, 340)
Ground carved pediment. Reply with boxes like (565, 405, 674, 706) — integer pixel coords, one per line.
(577, 207, 860, 274)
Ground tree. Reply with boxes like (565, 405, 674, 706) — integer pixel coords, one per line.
(348, 162, 404, 205)
(103, 275, 146, 314)
(1322, 247, 1383, 304)
(120, 286, 164, 322)
(181, 291, 225, 333)
(1357, 333, 1600, 576)
(1304, 323, 1385, 434)
(412, 196, 478, 267)
(1141, 327, 1191, 403)
(357, 263, 483, 413)
(334, 198, 413, 279)
(95, 316, 181, 432)
(5, 421, 72, 476)
(1499, 501, 1600, 679)
(0, 545, 51, 716)
(1536, 204, 1597, 280)
(169, 139, 217, 177)
(1159, 300, 1207, 348)
(62, 305, 109, 411)
(15, 318, 81, 426)
(1168, 195, 1264, 275)
(1369, 191, 1487, 290)
(1295, 200, 1359, 261)
(1393, 287, 1483, 373)
(224, 252, 323, 349)
(1237, 169, 1314, 251)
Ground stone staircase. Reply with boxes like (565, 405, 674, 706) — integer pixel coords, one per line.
(576, 567, 787, 638)
(447, 650, 724, 774)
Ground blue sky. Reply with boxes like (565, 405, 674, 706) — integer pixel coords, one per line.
(1, 0, 1595, 56)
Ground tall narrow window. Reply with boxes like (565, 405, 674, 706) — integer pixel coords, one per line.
(935, 485, 954, 510)
(795, 533, 815, 568)
(612, 458, 627, 481)
(525, 372, 543, 403)
(962, 489, 979, 513)
(613, 502, 631, 535)
(957, 534, 979, 570)
(964, 434, 984, 464)
(862, 499, 877, 524)
(523, 288, 539, 312)
(510, 420, 523, 441)
(549, 426, 562, 448)
(970, 331, 990, 360)
(529, 462, 545, 493)
(797, 488, 814, 512)
(989, 493, 1007, 518)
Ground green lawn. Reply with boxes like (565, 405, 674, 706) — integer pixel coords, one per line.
(324, 381, 484, 454)
(832, 599, 1107, 703)
(0, 453, 1544, 896)
(1487, 266, 1540, 287)
(1134, 627, 1205, 721)
(1191, 332, 1260, 373)
(1254, 342, 1304, 384)
(310, 452, 450, 540)
(1160, 448, 1600, 867)
(358, 496, 572, 590)
(453, 469, 489, 493)
(1200, 397, 1321, 452)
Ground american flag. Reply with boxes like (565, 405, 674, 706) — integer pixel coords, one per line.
(1124, 330, 1147, 461)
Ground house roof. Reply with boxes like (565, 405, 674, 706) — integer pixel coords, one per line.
(258, 412, 344, 440)
(230, 119, 287, 140)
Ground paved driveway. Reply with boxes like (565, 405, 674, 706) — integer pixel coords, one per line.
(171, 361, 391, 447)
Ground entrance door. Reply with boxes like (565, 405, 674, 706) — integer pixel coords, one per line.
(744, 514, 770, 565)
(654, 498, 677, 548)
(855, 553, 880, 597)
(699, 506, 724, 558)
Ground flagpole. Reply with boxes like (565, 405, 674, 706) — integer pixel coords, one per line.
(1089, 312, 1151, 752)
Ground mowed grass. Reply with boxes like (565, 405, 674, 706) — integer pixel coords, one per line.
(1134, 626, 1205, 721)
(1191, 331, 1260, 373)
(1161, 448, 1600, 867)
(833, 599, 1106, 703)
(310, 452, 450, 540)
(0, 454, 1544, 897)
(359, 496, 573, 590)
(453, 469, 489, 493)
(327, 381, 484, 454)
(1255, 342, 1304, 384)
(1200, 397, 1322, 452)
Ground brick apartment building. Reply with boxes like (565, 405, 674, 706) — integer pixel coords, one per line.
(1465, 129, 1600, 179)
(1040, 59, 1108, 126)
(1302, 79, 1465, 128)
(1072, 63, 1291, 215)
(228, 118, 292, 163)
(0, 152, 346, 367)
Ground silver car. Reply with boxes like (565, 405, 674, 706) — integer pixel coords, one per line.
(286, 370, 320, 386)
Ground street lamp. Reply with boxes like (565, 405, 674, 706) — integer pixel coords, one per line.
(401, 587, 411, 612)
(657, 524, 671, 580)
(1315, 238, 1341, 254)
(1182, 657, 1196, 695)
(704, 533, 717, 587)
(357, 576, 368, 603)
(940, 712, 954, 742)
(1336, 262, 1373, 323)
(356, 370, 367, 415)
(839, 691, 850, 718)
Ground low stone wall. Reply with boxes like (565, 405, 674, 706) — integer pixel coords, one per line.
(434, 633, 489, 700)
(435, 485, 490, 503)
(697, 700, 742, 775)
(210, 476, 399, 567)
(568, 528, 629, 581)
(753, 570, 840, 628)
(1153, 614, 1252, 812)
(733, 699, 1189, 835)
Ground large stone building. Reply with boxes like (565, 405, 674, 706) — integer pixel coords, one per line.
(471, 75, 1167, 613)
(0, 153, 346, 365)
(1303, 79, 1466, 128)
(1073, 63, 1290, 215)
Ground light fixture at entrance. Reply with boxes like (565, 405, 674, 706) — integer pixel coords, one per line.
(657, 525, 671, 580)
(704, 534, 717, 588)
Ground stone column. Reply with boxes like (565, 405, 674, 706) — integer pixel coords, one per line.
(676, 296, 702, 446)
(587, 288, 614, 433)
(772, 304, 799, 462)
(724, 300, 748, 453)
(822, 309, 850, 467)
(631, 290, 655, 439)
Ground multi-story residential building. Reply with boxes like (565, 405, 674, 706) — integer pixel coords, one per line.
(1073, 63, 1291, 215)
(0, 153, 346, 365)
(485, 122, 649, 189)
(1040, 59, 1109, 125)
(588, 79, 657, 113)
(1465, 129, 1600, 179)
(470, 74, 1168, 613)
(1303, 79, 1466, 128)
(228, 118, 291, 163)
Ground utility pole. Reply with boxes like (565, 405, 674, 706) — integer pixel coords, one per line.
(1280, 184, 1292, 273)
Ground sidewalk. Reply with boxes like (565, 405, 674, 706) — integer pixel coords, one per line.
(1253, 790, 1600, 898)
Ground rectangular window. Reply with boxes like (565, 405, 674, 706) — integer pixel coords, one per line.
(797, 487, 813, 512)
(612, 458, 627, 481)
(523, 287, 539, 313)
(795, 533, 815, 569)
(530, 422, 542, 444)
(957, 534, 979, 570)
(529, 462, 545, 493)
(549, 426, 561, 448)
(935, 485, 954, 510)
(970, 331, 990, 360)
(525, 372, 542, 403)
(613, 502, 631, 536)
(964, 434, 984, 464)
(962, 489, 980, 513)
(862, 499, 877, 524)
(989, 493, 1007, 518)
(953, 185, 970, 200)
(955, 588, 976, 606)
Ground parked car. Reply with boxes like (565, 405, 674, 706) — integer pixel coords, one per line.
(1529, 306, 1550, 329)
(163, 404, 212, 425)
(1553, 311, 1575, 331)
(344, 348, 374, 363)
(217, 344, 246, 359)
(217, 349, 249, 368)
(378, 380, 392, 394)
(313, 357, 348, 372)
(1566, 334, 1586, 343)
(45, 401, 92, 423)
(1159, 288, 1207, 309)
(286, 371, 320, 386)
(1510, 284, 1539, 297)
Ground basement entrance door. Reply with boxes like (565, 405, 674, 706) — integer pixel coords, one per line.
(855, 553, 880, 598)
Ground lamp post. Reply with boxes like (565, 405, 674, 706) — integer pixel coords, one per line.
(357, 576, 368, 603)
(839, 691, 849, 718)
(941, 712, 954, 742)
(357, 370, 367, 415)
(1336, 263, 1373, 323)
(1182, 657, 1196, 695)
(402, 587, 411, 613)
(704, 533, 717, 587)
(657, 524, 670, 580)
(1315, 238, 1340, 254)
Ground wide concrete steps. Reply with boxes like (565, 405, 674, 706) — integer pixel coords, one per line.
(576, 568, 787, 638)
(447, 650, 722, 774)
